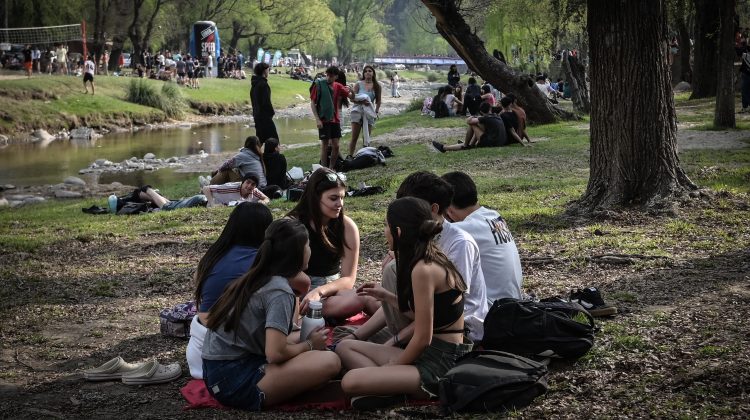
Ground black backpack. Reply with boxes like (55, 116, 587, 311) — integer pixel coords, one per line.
(482, 298, 596, 359)
(438, 350, 549, 414)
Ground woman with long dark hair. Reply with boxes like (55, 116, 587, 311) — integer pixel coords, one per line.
(186, 202, 273, 379)
(201, 219, 340, 411)
(287, 167, 376, 319)
(250, 62, 279, 143)
(447, 64, 460, 88)
(210, 135, 267, 188)
(347, 65, 382, 157)
(337, 197, 472, 411)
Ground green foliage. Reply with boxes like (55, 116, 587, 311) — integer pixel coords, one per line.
(405, 98, 424, 112)
(426, 72, 439, 82)
(126, 79, 161, 109)
(126, 80, 184, 119)
(159, 82, 186, 119)
(329, 0, 391, 63)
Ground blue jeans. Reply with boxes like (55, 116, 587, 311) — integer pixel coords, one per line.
(741, 72, 750, 108)
(203, 355, 267, 411)
(309, 273, 340, 288)
(162, 194, 207, 211)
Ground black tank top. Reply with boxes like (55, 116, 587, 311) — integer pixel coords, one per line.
(304, 221, 341, 277)
(432, 288, 464, 332)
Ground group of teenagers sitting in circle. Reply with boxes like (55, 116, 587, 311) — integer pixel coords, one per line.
(185, 167, 524, 411)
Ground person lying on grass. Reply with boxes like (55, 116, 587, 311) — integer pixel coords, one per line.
(431, 101, 525, 153)
(138, 185, 207, 211)
(202, 173, 270, 207)
(201, 218, 337, 411)
(337, 197, 473, 411)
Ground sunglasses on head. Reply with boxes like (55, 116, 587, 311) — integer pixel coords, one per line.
(324, 172, 342, 183)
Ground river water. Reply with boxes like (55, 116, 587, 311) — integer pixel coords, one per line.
(0, 117, 318, 188)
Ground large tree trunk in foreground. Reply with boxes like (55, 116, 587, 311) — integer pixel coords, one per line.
(420, 1, 574, 124)
(713, 0, 736, 129)
(690, 0, 720, 98)
(576, 0, 695, 212)
(562, 50, 590, 114)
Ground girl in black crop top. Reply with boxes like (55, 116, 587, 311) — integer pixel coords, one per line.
(287, 168, 379, 320)
(338, 197, 472, 405)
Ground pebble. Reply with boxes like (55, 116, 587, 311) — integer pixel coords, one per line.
(54, 190, 83, 199)
(0, 198, 8, 207)
(64, 176, 86, 186)
(143, 153, 156, 160)
(0, 184, 15, 191)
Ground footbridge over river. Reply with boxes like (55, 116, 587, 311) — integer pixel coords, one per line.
(373, 55, 466, 68)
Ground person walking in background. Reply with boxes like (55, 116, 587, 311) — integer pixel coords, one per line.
(250, 62, 279, 144)
(22, 45, 32, 78)
(390, 71, 401, 98)
(56, 44, 68, 75)
(83, 55, 96, 95)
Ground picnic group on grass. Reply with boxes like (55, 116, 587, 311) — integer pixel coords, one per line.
(81, 63, 619, 412)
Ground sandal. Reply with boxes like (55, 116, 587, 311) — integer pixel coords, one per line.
(121, 361, 182, 385)
(83, 356, 148, 381)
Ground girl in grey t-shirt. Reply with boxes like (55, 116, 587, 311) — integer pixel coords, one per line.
(201, 219, 339, 411)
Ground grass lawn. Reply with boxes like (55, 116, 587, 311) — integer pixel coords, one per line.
(0, 91, 749, 418)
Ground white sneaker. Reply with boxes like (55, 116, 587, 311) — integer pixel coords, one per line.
(198, 175, 209, 188)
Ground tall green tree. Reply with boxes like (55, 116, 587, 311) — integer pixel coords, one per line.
(328, 0, 391, 64)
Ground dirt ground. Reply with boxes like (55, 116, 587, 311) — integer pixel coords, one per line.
(1, 95, 749, 418)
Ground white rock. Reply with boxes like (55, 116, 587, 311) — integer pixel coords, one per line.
(32, 129, 55, 142)
(0, 184, 15, 191)
(6, 194, 35, 201)
(95, 159, 107, 166)
(167, 156, 178, 163)
(144, 165, 154, 170)
(0, 198, 8, 207)
(55, 190, 83, 198)
(130, 156, 138, 161)
(64, 176, 86, 186)
(0, 134, 9, 144)
(78, 169, 93, 174)
(23, 197, 46, 204)
(674, 81, 691, 92)
(126, 161, 141, 168)
(143, 153, 156, 160)
(103, 160, 114, 166)
(110, 182, 123, 187)
(9, 200, 24, 208)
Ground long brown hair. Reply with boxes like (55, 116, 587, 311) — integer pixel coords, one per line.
(206, 219, 309, 333)
(194, 202, 273, 308)
(286, 168, 348, 257)
(387, 197, 466, 312)
(362, 65, 381, 106)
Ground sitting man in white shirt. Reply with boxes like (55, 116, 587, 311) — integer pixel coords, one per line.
(441, 171, 523, 302)
(202, 173, 270, 207)
(338, 171, 488, 344)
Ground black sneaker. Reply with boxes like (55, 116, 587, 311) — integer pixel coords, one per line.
(570, 287, 617, 317)
(431, 141, 445, 153)
(350, 394, 406, 411)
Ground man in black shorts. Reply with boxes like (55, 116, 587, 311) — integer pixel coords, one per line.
(310, 66, 350, 169)
(432, 102, 516, 152)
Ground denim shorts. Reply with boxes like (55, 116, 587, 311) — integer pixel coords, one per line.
(414, 337, 473, 397)
(309, 273, 340, 289)
(203, 355, 267, 411)
(162, 194, 207, 211)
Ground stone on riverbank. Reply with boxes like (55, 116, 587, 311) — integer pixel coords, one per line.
(1, 184, 15, 191)
(32, 129, 55, 142)
(54, 190, 83, 199)
(64, 176, 86, 186)
(0, 198, 8, 207)
(143, 153, 156, 160)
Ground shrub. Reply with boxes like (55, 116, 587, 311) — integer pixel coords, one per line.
(383, 69, 393, 79)
(159, 82, 186, 119)
(126, 79, 160, 109)
(426, 72, 439, 82)
(405, 98, 423, 112)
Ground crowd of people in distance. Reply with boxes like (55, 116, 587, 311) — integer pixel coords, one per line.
(184, 166, 524, 411)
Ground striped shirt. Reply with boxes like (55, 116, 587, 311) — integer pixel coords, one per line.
(208, 182, 267, 206)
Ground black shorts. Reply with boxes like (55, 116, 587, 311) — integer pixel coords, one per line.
(83, 73, 94, 83)
(477, 133, 497, 148)
(318, 121, 341, 141)
(187, 70, 194, 78)
(178, 72, 185, 78)
(254, 117, 279, 143)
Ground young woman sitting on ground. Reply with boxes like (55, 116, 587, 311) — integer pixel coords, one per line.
(201, 218, 337, 411)
(186, 202, 275, 378)
(337, 197, 473, 411)
(287, 168, 378, 320)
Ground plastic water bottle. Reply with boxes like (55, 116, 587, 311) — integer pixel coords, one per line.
(107, 194, 118, 214)
(299, 301, 325, 343)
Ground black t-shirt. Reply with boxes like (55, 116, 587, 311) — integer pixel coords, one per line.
(23, 48, 32, 62)
(478, 115, 508, 147)
(500, 111, 519, 144)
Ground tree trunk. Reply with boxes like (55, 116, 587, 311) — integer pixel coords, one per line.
(562, 50, 590, 114)
(690, 0, 720, 98)
(420, 0, 573, 124)
(713, 0, 736, 128)
(576, 0, 695, 212)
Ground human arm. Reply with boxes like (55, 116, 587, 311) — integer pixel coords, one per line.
(300, 216, 360, 312)
(356, 282, 397, 306)
(387, 262, 435, 365)
(252, 188, 270, 204)
(264, 326, 328, 364)
(202, 185, 216, 207)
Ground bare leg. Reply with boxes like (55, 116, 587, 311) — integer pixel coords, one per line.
(463, 125, 473, 143)
(342, 365, 427, 398)
(336, 340, 403, 370)
(323, 289, 379, 318)
(349, 123, 362, 157)
(329, 138, 340, 170)
(468, 124, 485, 146)
(139, 188, 169, 208)
(257, 350, 341, 407)
(320, 139, 330, 167)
